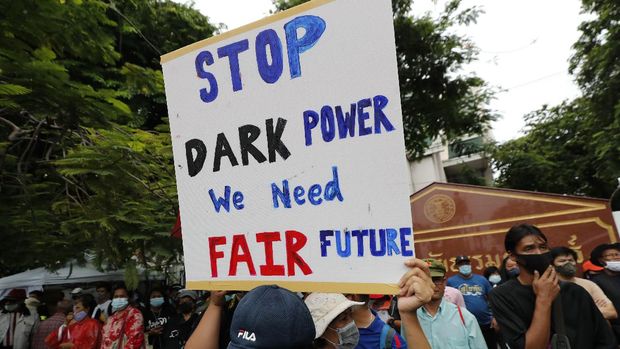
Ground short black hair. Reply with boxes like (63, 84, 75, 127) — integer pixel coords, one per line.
(28, 290, 43, 299)
(95, 283, 111, 293)
(505, 224, 547, 253)
(113, 284, 133, 299)
(483, 266, 499, 279)
(75, 294, 97, 316)
(551, 246, 577, 261)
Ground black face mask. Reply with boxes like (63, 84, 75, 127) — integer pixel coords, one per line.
(555, 263, 577, 278)
(515, 251, 553, 275)
(179, 302, 194, 314)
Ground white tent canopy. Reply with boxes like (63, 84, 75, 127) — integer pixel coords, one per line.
(0, 263, 127, 298)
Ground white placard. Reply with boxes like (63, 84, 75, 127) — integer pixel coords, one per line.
(161, 0, 414, 293)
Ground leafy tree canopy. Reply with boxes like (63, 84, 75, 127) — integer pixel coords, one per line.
(493, 0, 619, 198)
(0, 0, 216, 277)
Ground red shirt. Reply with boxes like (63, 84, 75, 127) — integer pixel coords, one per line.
(100, 307, 144, 349)
(45, 318, 101, 349)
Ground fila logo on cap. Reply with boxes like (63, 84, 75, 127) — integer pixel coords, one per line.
(237, 329, 257, 342)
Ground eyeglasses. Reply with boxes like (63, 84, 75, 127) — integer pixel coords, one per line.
(431, 277, 445, 285)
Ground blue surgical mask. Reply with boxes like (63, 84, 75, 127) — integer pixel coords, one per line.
(459, 264, 472, 276)
(489, 274, 501, 284)
(150, 297, 165, 308)
(74, 310, 87, 322)
(111, 298, 129, 312)
(508, 267, 520, 277)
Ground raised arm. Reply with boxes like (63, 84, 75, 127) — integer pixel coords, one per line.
(185, 291, 226, 349)
(525, 267, 559, 349)
(397, 258, 434, 349)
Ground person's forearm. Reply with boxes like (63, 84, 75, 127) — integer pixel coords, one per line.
(524, 299, 552, 349)
(185, 303, 222, 349)
(401, 313, 431, 349)
(601, 304, 617, 320)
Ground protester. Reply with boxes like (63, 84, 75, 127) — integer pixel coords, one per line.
(45, 294, 102, 349)
(489, 224, 616, 348)
(483, 266, 502, 288)
(100, 285, 145, 349)
(305, 293, 363, 348)
(590, 242, 620, 341)
(165, 285, 183, 309)
(414, 259, 487, 348)
(346, 293, 407, 348)
(551, 246, 617, 320)
(385, 297, 402, 333)
(184, 258, 435, 349)
(70, 289, 83, 301)
(0, 288, 39, 349)
(499, 256, 520, 284)
(369, 295, 392, 322)
(27, 291, 48, 320)
(218, 292, 245, 349)
(583, 259, 605, 280)
(32, 299, 72, 349)
(23, 295, 41, 321)
(161, 290, 201, 349)
(142, 288, 175, 349)
(93, 283, 112, 323)
(447, 255, 496, 348)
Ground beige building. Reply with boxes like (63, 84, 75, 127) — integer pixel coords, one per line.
(407, 134, 493, 194)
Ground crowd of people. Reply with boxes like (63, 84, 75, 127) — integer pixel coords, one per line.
(1, 223, 620, 349)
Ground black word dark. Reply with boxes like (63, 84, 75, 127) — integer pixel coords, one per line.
(185, 117, 291, 176)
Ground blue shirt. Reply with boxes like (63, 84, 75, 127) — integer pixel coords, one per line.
(416, 299, 488, 349)
(447, 273, 493, 325)
(356, 310, 407, 349)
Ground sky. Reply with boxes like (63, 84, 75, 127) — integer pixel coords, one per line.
(179, 0, 585, 143)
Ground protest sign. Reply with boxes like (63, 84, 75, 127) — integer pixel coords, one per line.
(161, 0, 414, 293)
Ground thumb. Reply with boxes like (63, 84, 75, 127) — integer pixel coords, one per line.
(533, 270, 540, 280)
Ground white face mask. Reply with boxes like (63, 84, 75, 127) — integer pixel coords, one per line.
(327, 320, 359, 349)
(605, 261, 620, 272)
(489, 274, 502, 284)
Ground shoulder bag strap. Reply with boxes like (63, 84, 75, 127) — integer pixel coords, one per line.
(456, 305, 465, 326)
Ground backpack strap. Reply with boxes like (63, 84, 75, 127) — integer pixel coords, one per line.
(456, 305, 465, 326)
(380, 323, 397, 349)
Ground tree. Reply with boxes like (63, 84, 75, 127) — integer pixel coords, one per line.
(492, 0, 619, 197)
(272, 0, 496, 157)
(0, 0, 216, 276)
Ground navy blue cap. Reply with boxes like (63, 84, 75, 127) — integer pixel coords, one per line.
(227, 285, 315, 349)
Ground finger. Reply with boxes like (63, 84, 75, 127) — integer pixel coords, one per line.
(401, 275, 428, 298)
(533, 270, 540, 281)
(404, 258, 431, 275)
(400, 271, 420, 296)
(400, 272, 431, 297)
(550, 268, 559, 285)
(399, 269, 418, 288)
(543, 265, 555, 279)
(399, 267, 431, 289)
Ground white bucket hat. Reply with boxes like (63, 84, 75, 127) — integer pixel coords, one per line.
(304, 293, 363, 338)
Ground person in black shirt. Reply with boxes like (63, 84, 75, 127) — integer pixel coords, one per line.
(590, 242, 620, 342)
(489, 224, 616, 349)
(161, 290, 201, 349)
(143, 288, 176, 349)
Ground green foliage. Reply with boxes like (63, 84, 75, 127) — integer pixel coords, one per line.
(273, 0, 496, 157)
(493, 0, 619, 197)
(0, 0, 213, 276)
